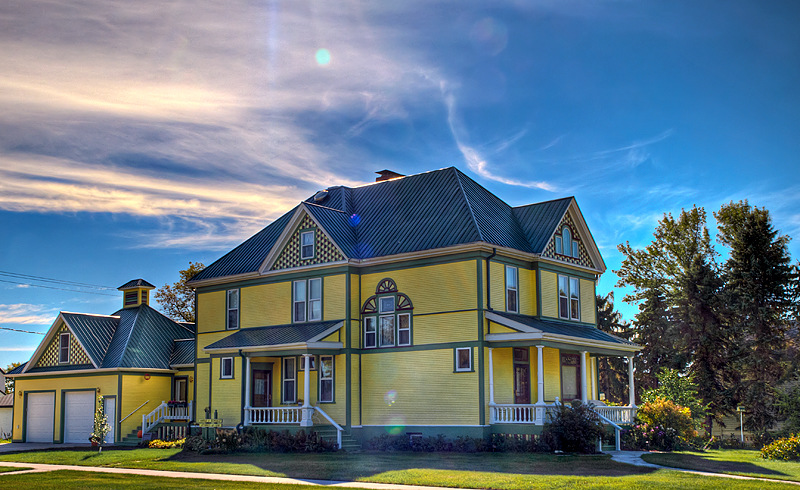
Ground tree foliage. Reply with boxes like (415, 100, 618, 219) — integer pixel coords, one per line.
(3, 362, 21, 394)
(154, 262, 205, 323)
(596, 293, 633, 403)
(641, 368, 707, 426)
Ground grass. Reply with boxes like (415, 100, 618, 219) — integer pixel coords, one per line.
(0, 449, 798, 489)
(643, 449, 800, 482)
(0, 469, 795, 489)
(0, 466, 30, 473)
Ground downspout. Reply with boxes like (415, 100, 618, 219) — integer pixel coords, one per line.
(485, 248, 497, 311)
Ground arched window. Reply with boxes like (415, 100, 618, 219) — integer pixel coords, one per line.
(362, 278, 413, 349)
(554, 225, 580, 259)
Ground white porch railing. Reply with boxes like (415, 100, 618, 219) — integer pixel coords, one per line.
(142, 401, 193, 434)
(244, 406, 303, 425)
(592, 406, 636, 425)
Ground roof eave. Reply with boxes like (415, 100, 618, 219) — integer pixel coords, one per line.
(204, 341, 344, 354)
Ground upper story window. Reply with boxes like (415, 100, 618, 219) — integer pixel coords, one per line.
(505, 265, 518, 313)
(58, 332, 70, 363)
(293, 278, 322, 323)
(227, 289, 239, 329)
(362, 278, 413, 349)
(554, 225, 580, 259)
(558, 275, 580, 321)
(300, 230, 315, 260)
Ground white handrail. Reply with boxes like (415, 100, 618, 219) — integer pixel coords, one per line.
(120, 400, 149, 423)
(313, 407, 343, 449)
(143, 400, 193, 434)
(592, 408, 623, 451)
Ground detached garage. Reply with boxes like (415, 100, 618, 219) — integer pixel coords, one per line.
(63, 391, 95, 443)
(25, 392, 55, 443)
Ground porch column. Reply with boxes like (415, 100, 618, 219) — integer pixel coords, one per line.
(300, 354, 313, 426)
(580, 351, 588, 404)
(488, 348, 495, 405)
(244, 357, 252, 425)
(535, 345, 545, 405)
(627, 356, 636, 408)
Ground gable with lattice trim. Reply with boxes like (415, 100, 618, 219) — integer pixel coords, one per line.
(271, 214, 345, 271)
(542, 212, 595, 269)
(34, 323, 93, 368)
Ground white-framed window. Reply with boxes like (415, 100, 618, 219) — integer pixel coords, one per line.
(300, 355, 317, 371)
(397, 313, 411, 346)
(364, 317, 377, 348)
(505, 265, 518, 313)
(293, 278, 322, 323)
(221, 357, 234, 379)
(455, 347, 472, 372)
(554, 226, 580, 258)
(319, 355, 334, 403)
(555, 235, 563, 255)
(282, 357, 296, 403)
(379, 315, 395, 347)
(58, 332, 70, 363)
(300, 230, 315, 260)
(558, 275, 581, 321)
(227, 289, 239, 330)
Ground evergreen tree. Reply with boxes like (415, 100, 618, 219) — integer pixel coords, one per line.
(154, 262, 205, 323)
(596, 293, 633, 403)
(715, 201, 799, 433)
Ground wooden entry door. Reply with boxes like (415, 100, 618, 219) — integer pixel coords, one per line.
(252, 369, 272, 407)
(513, 348, 531, 404)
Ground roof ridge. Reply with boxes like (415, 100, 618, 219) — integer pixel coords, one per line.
(304, 201, 349, 214)
(513, 196, 574, 209)
(62, 311, 120, 319)
(452, 167, 485, 242)
(117, 306, 142, 366)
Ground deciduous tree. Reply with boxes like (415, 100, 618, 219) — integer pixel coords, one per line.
(154, 262, 205, 323)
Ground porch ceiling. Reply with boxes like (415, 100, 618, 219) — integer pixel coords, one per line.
(485, 311, 641, 354)
(204, 320, 344, 353)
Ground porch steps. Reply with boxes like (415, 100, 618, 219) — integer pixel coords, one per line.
(313, 426, 361, 452)
(117, 425, 142, 447)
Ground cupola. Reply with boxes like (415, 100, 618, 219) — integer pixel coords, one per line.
(117, 279, 156, 308)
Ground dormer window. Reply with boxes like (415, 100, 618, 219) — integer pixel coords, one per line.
(59, 332, 70, 363)
(300, 230, 315, 260)
(554, 225, 579, 259)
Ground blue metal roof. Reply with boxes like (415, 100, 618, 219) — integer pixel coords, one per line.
(170, 339, 196, 366)
(205, 320, 343, 350)
(490, 311, 637, 346)
(117, 279, 155, 290)
(61, 313, 118, 366)
(191, 167, 590, 282)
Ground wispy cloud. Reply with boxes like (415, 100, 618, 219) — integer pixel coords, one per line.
(0, 346, 38, 352)
(0, 304, 55, 326)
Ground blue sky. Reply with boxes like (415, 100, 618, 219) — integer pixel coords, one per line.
(1, 0, 799, 369)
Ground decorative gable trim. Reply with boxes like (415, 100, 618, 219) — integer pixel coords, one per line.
(541, 199, 606, 273)
(22, 314, 100, 373)
(259, 204, 349, 274)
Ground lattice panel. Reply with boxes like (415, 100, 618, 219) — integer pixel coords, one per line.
(35, 324, 93, 367)
(542, 212, 594, 268)
(271, 214, 345, 271)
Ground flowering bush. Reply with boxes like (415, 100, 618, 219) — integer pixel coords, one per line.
(622, 423, 683, 451)
(148, 438, 185, 449)
(636, 397, 697, 440)
(761, 434, 800, 461)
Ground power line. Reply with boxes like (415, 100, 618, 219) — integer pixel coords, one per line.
(0, 326, 45, 335)
(0, 279, 117, 297)
(0, 271, 114, 290)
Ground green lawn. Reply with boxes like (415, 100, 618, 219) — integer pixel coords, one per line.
(0, 466, 30, 473)
(0, 469, 795, 489)
(642, 449, 800, 482)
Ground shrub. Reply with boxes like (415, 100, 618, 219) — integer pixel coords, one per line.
(183, 428, 336, 454)
(148, 438, 185, 449)
(761, 434, 800, 461)
(622, 423, 683, 451)
(363, 433, 550, 453)
(543, 400, 606, 453)
(637, 397, 697, 441)
(641, 368, 707, 426)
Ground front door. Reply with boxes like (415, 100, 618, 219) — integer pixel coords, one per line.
(513, 347, 531, 404)
(252, 369, 272, 407)
(174, 377, 188, 402)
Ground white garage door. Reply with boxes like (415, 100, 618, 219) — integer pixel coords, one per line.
(26, 392, 55, 443)
(64, 391, 95, 444)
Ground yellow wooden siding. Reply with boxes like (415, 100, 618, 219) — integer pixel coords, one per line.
(361, 261, 476, 315)
(197, 291, 225, 334)
(210, 357, 242, 426)
(320, 329, 341, 342)
(487, 323, 519, 334)
(13, 375, 118, 441)
(580, 279, 596, 325)
(519, 267, 536, 316)
(350, 320, 360, 349)
(489, 261, 505, 311)
(351, 355, 360, 426)
(350, 273, 360, 320)
(194, 363, 210, 420)
(323, 274, 346, 320)
(543, 347, 561, 401)
(196, 331, 241, 359)
(120, 374, 170, 438)
(540, 271, 558, 319)
(241, 283, 291, 328)
(414, 310, 477, 345)
(313, 355, 346, 425)
(361, 349, 479, 426)
(490, 348, 514, 404)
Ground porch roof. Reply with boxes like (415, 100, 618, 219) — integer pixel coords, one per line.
(204, 320, 344, 353)
(485, 311, 641, 353)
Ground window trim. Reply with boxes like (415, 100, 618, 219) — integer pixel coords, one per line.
(226, 289, 239, 330)
(554, 225, 580, 259)
(293, 278, 323, 323)
(282, 357, 297, 404)
(558, 274, 581, 321)
(455, 347, 473, 372)
(300, 355, 317, 371)
(363, 317, 377, 349)
(397, 312, 411, 346)
(220, 357, 234, 379)
(378, 314, 396, 347)
(505, 265, 519, 313)
(308, 278, 322, 322)
(58, 332, 70, 364)
(318, 355, 334, 403)
(300, 230, 315, 260)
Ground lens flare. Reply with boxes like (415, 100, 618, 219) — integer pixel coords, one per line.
(384, 389, 397, 406)
(470, 18, 508, 56)
(315, 49, 331, 66)
(349, 213, 361, 226)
